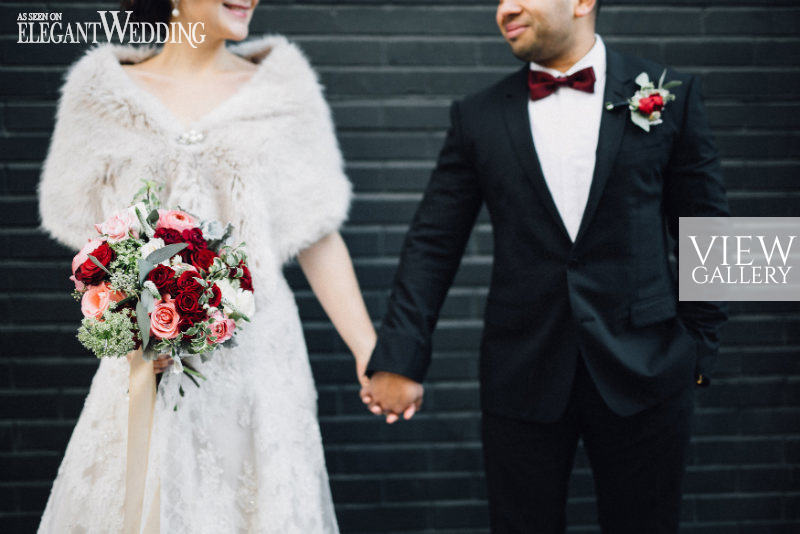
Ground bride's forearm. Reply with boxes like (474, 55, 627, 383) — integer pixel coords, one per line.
(297, 232, 377, 362)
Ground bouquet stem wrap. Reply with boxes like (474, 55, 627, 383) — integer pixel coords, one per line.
(124, 350, 160, 534)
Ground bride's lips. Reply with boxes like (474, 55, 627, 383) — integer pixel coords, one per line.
(505, 23, 528, 39)
(223, 2, 250, 19)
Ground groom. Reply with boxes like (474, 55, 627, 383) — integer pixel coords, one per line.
(364, 0, 729, 531)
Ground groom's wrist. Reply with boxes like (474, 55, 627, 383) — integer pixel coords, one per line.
(366, 329, 430, 383)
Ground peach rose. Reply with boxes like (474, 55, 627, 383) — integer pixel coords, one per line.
(156, 209, 197, 233)
(207, 310, 235, 344)
(80, 282, 125, 320)
(71, 237, 107, 290)
(94, 210, 138, 242)
(150, 295, 181, 339)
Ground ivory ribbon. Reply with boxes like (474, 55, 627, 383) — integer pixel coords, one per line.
(124, 350, 160, 534)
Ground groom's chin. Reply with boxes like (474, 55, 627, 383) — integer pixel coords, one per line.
(507, 42, 546, 65)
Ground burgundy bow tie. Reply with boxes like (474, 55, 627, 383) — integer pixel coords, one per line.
(528, 66, 596, 101)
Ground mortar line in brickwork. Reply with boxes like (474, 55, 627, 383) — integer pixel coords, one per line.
(329, 471, 484, 480)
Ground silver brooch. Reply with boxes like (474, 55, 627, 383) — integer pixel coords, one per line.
(176, 129, 206, 145)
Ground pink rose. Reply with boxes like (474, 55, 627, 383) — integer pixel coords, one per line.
(207, 310, 235, 344)
(70, 275, 85, 292)
(150, 295, 181, 339)
(156, 209, 198, 233)
(80, 281, 125, 320)
(94, 210, 138, 242)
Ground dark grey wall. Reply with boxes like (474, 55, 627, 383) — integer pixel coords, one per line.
(1, 1, 799, 532)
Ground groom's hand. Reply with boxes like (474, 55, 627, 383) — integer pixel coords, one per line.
(364, 372, 423, 424)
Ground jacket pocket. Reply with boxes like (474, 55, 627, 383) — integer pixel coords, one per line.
(629, 294, 677, 327)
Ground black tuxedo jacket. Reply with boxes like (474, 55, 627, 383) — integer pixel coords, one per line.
(366, 46, 730, 422)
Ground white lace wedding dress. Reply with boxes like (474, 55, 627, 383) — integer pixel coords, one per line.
(37, 34, 351, 533)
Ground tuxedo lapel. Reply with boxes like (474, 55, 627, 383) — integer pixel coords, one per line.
(502, 66, 572, 244)
(572, 47, 633, 248)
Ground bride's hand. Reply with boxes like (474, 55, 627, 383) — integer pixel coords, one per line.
(153, 353, 172, 374)
(354, 354, 373, 405)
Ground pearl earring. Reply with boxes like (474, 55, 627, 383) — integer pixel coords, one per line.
(171, 0, 179, 17)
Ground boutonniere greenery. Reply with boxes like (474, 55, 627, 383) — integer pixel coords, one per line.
(605, 69, 682, 132)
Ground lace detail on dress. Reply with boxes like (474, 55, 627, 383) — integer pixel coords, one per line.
(37, 358, 129, 533)
(39, 280, 339, 534)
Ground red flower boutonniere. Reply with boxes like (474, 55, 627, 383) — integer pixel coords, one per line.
(605, 69, 682, 132)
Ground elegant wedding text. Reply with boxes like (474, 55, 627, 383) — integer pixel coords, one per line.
(17, 11, 206, 48)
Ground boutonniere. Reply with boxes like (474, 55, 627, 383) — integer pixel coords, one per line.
(605, 69, 682, 132)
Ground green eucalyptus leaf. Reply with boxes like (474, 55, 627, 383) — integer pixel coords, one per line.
(138, 259, 154, 285)
(86, 254, 112, 276)
(662, 80, 682, 90)
(135, 207, 154, 238)
(135, 300, 151, 351)
(145, 242, 188, 265)
(141, 290, 156, 313)
(147, 208, 159, 226)
(206, 223, 234, 250)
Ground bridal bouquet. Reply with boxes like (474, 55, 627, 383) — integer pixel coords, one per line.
(70, 181, 254, 385)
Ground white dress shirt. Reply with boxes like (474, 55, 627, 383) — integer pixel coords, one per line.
(528, 34, 607, 242)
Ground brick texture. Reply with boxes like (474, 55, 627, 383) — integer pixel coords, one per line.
(1, 1, 799, 532)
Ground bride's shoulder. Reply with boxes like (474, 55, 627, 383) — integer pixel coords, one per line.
(59, 42, 150, 97)
(234, 33, 320, 82)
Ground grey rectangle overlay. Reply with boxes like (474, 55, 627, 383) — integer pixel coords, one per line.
(679, 217, 800, 301)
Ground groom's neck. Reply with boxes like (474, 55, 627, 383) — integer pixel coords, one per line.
(538, 30, 597, 73)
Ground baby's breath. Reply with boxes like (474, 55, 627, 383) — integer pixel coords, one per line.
(77, 308, 138, 359)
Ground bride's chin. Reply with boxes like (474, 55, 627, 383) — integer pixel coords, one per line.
(212, 24, 250, 42)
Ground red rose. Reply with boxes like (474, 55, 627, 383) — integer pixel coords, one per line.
(229, 260, 254, 292)
(146, 264, 177, 294)
(154, 227, 182, 245)
(191, 248, 218, 272)
(637, 94, 664, 116)
(175, 290, 204, 318)
(176, 270, 203, 294)
(74, 242, 115, 285)
(240, 263, 253, 291)
(181, 228, 207, 251)
(208, 284, 222, 308)
(650, 93, 664, 112)
(638, 96, 654, 115)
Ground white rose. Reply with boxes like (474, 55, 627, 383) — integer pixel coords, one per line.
(169, 255, 197, 273)
(140, 238, 169, 266)
(217, 278, 255, 318)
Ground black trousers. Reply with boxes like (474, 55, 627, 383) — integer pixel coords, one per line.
(481, 354, 695, 534)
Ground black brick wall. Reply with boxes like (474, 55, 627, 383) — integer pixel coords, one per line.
(1, 1, 799, 532)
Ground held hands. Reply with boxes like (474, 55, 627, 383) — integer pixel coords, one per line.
(351, 339, 423, 424)
(360, 371, 423, 424)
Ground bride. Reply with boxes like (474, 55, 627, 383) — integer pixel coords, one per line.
(36, 1, 378, 532)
